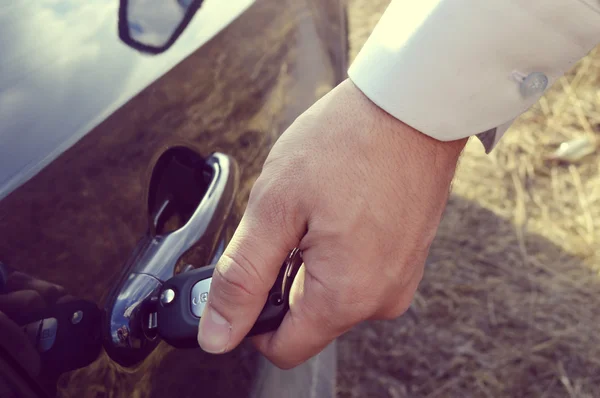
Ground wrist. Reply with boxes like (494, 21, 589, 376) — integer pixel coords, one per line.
(344, 78, 467, 175)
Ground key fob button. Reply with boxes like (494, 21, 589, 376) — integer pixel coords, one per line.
(190, 277, 212, 317)
(156, 251, 300, 348)
(23, 317, 58, 352)
(160, 289, 176, 305)
(38, 317, 58, 352)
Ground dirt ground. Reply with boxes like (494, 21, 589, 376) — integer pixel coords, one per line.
(338, 1, 600, 397)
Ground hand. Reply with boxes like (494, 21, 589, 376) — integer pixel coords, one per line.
(0, 271, 72, 377)
(0, 301, 42, 377)
(0, 271, 69, 321)
(197, 79, 467, 368)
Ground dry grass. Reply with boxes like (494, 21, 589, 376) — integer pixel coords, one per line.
(339, 1, 600, 397)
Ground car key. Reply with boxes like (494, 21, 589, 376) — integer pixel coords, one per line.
(20, 299, 103, 378)
(154, 248, 303, 348)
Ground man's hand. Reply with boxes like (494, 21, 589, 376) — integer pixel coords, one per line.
(0, 272, 72, 377)
(197, 79, 467, 368)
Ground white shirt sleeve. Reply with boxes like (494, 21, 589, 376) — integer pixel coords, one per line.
(348, 0, 600, 152)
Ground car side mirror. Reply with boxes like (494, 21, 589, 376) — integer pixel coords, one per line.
(118, 0, 204, 54)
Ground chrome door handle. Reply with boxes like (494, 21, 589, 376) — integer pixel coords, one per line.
(103, 147, 238, 366)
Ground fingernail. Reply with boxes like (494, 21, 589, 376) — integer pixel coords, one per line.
(197, 306, 231, 354)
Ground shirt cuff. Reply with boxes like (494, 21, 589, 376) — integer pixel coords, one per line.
(348, 0, 600, 150)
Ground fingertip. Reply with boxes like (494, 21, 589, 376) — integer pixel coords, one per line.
(249, 309, 329, 370)
(251, 331, 302, 370)
(248, 330, 274, 354)
(197, 305, 232, 354)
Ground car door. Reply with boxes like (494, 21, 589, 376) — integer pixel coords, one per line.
(0, 0, 347, 396)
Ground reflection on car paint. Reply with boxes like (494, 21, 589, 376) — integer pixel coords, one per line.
(103, 150, 237, 366)
(127, 0, 190, 46)
(0, 268, 103, 395)
(0, 0, 255, 200)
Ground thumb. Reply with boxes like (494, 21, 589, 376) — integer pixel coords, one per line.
(197, 182, 305, 353)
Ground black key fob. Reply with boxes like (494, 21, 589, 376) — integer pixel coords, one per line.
(21, 299, 102, 377)
(156, 248, 303, 348)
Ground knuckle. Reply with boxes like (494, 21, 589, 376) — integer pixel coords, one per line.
(276, 358, 302, 370)
(212, 254, 263, 304)
(302, 272, 364, 332)
(250, 178, 291, 227)
(40, 284, 66, 303)
(380, 300, 411, 320)
(247, 174, 301, 245)
(273, 358, 299, 370)
(258, 338, 306, 370)
(260, 349, 300, 370)
(377, 273, 422, 321)
(23, 290, 45, 309)
(7, 271, 29, 285)
(222, 248, 266, 288)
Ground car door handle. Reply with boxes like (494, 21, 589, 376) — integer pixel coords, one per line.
(103, 147, 239, 367)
